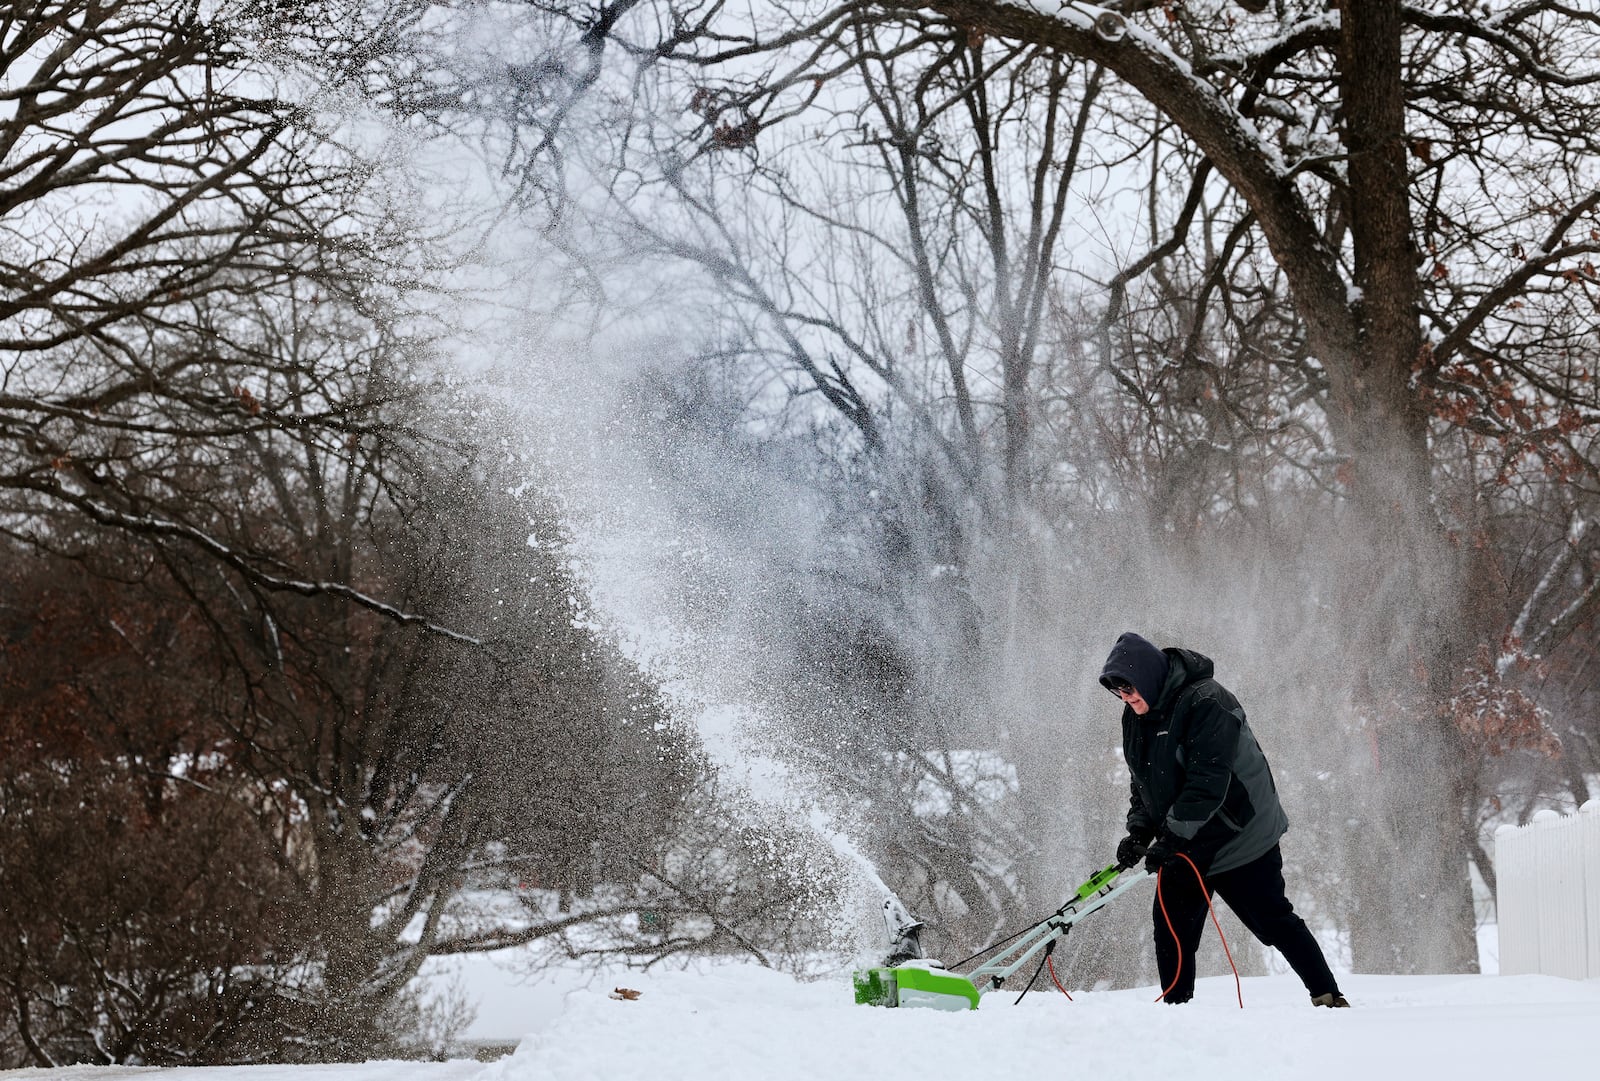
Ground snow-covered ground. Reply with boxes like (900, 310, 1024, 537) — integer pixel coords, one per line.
(10, 960, 1596, 1081)
(476, 963, 1600, 1081)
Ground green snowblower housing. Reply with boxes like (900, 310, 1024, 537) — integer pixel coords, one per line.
(852, 962, 980, 1011)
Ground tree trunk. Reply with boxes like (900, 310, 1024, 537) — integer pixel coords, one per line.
(1334, 0, 1478, 974)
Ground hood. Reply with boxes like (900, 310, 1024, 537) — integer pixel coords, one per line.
(1152, 647, 1215, 710)
(1099, 632, 1169, 707)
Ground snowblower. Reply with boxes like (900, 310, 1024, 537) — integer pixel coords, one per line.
(852, 863, 1152, 1011)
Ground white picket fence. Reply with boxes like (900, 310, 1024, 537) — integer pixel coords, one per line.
(1494, 800, 1600, 979)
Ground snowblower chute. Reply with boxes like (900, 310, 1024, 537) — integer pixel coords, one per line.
(852, 864, 1151, 1010)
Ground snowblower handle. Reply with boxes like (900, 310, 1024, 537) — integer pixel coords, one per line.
(964, 866, 1152, 999)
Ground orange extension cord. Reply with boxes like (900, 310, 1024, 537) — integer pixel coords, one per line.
(1046, 952, 1072, 1000)
(1155, 852, 1243, 1007)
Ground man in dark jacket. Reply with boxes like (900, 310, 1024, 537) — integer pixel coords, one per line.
(1100, 632, 1349, 1007)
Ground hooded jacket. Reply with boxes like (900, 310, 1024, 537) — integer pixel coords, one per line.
(1120, 647, 1288, 875)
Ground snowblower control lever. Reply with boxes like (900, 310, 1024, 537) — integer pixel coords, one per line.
(1075, 863, 1124, 902)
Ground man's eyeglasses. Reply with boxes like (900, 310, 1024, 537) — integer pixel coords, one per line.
(1104, 676, 1134, 696)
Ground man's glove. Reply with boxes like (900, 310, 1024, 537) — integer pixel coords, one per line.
(1115, 833, 1151, 871)
(1144, 830, 1184, 873)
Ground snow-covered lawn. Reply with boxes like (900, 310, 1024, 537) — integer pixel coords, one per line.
(8, 962, 1597, 1081)
(479, 964, 1600, 1081)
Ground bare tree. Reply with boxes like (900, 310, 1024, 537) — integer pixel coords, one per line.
(0, 0, 466, 621)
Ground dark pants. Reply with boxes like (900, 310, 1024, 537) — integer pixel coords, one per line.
(1152, 843, 1339, 1003)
